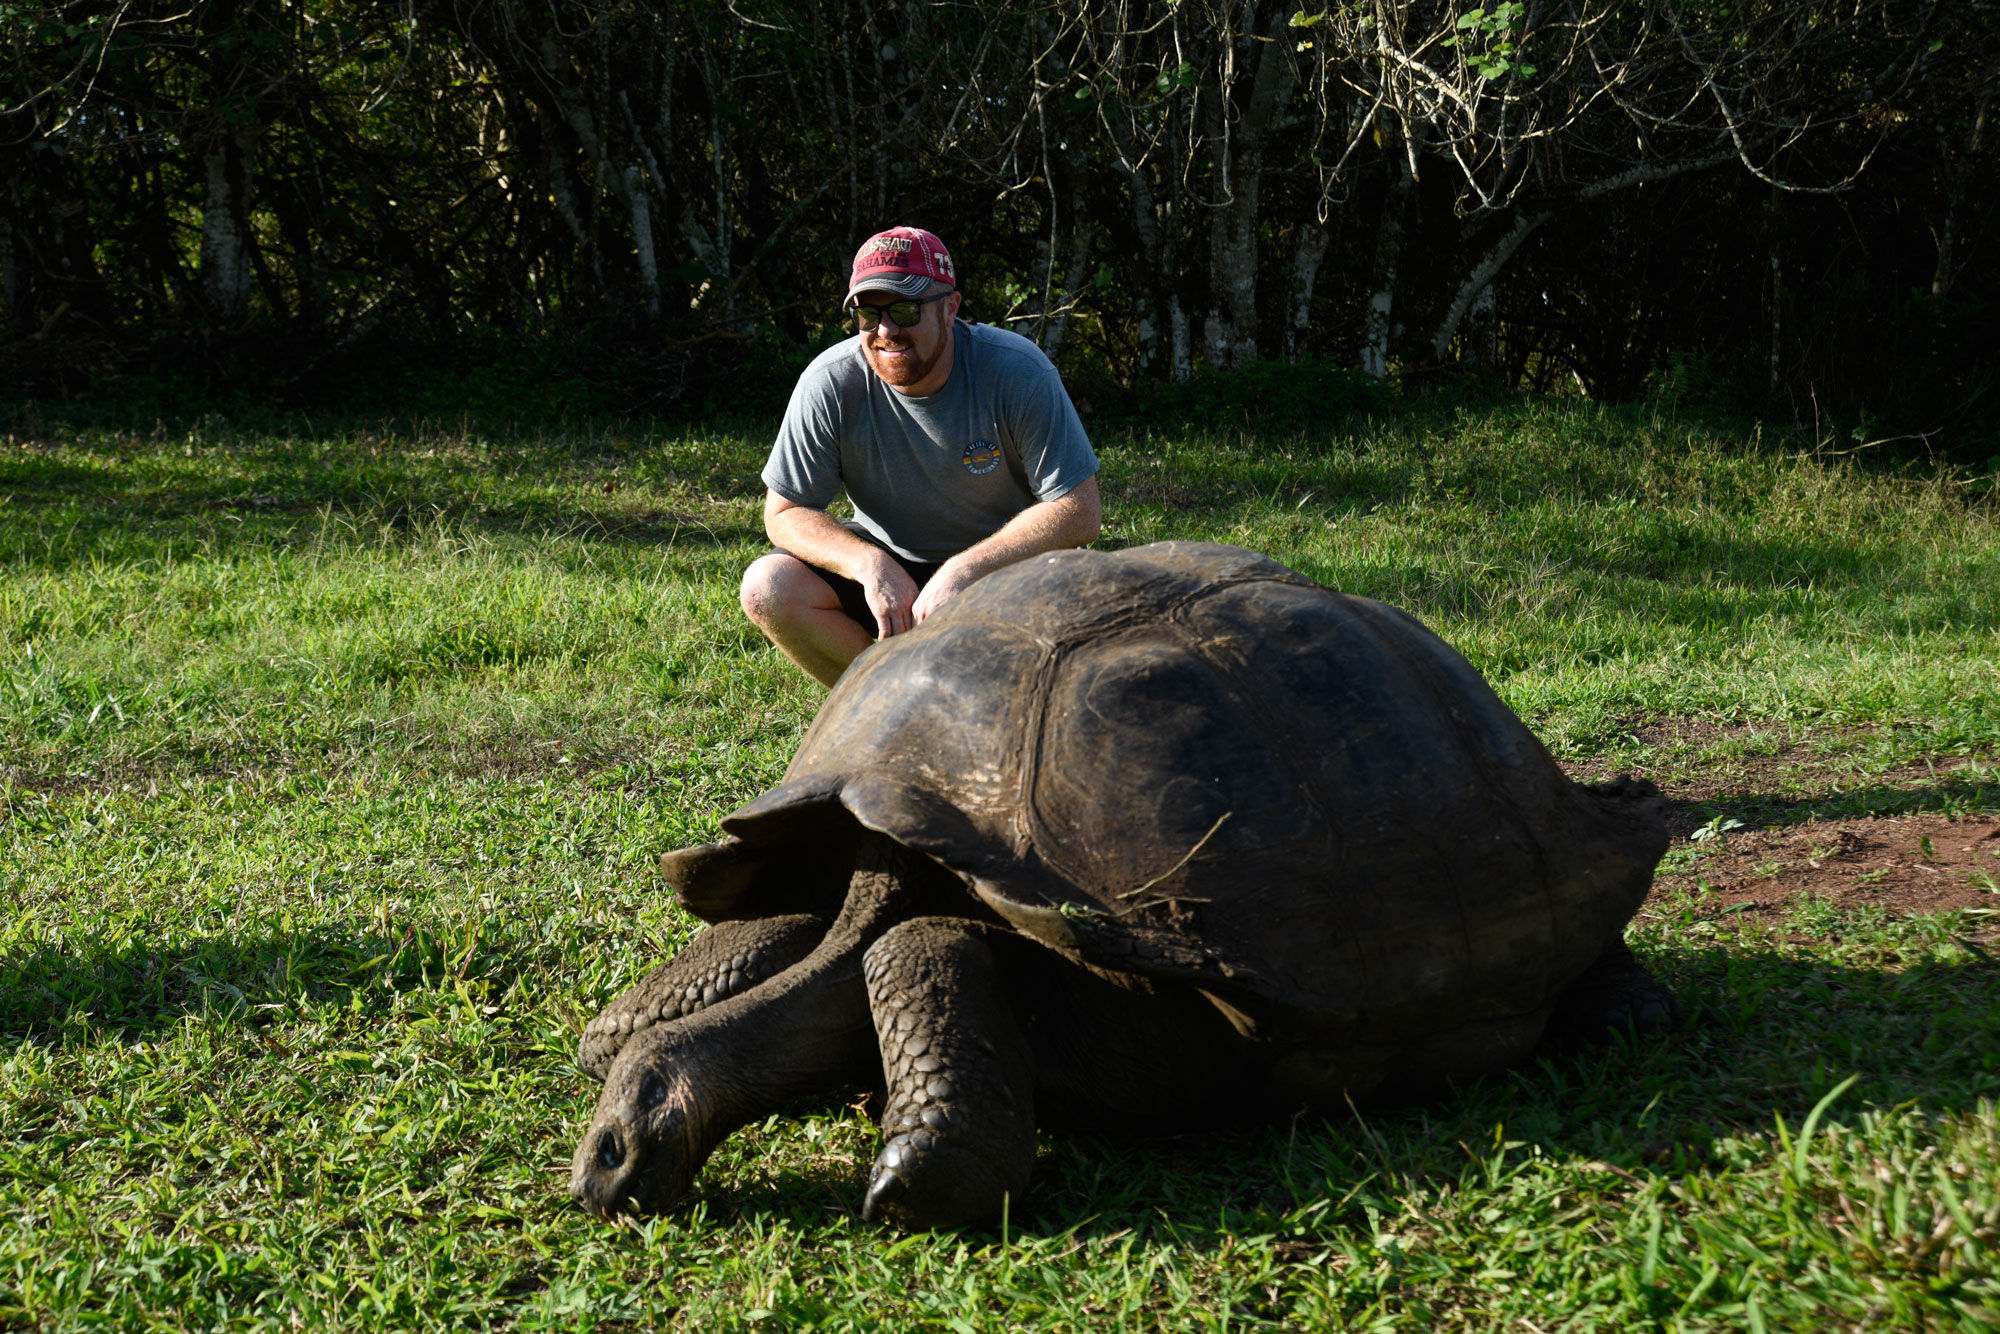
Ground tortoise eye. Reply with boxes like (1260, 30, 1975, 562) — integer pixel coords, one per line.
(640, 1070, 669, 1110)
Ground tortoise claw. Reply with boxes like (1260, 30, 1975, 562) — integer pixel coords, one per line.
(861, 1163, 907, 1221)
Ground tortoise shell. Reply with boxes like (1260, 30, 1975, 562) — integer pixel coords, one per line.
(663, 541, 1666, 1047)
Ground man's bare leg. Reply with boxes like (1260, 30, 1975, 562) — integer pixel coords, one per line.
(740, 552, 875, 686)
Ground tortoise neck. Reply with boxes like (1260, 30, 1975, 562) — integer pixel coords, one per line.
(659, 831, 964, 1148)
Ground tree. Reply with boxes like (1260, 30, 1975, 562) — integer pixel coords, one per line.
(1, 0, 1990, 440)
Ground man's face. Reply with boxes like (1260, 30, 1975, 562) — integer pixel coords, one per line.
(856, 290, 959, 395)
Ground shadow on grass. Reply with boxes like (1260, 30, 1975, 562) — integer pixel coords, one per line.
(0, 442, 765, 573)
(0, 922, 534, 1040)
(586, 940, 2000, 1244)
(1006, 949, 1996, 1244)
(1550, 513, 1891, 586)
(1664, 774, 1999, 832)
(0, 494, 761, 574)
(1293, 512, 1993, 645)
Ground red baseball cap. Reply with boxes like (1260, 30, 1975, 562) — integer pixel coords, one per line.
(846, 227, 957, 304)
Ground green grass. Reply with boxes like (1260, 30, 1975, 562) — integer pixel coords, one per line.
(3, 403, 1997, 1331)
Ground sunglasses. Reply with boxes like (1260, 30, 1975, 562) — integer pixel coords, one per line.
(851, 292, 951, 330)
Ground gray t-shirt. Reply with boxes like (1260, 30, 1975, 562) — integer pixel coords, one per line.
(762, 321, 1099, 563)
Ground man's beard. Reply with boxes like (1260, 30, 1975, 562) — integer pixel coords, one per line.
(864, 333, 945, 390)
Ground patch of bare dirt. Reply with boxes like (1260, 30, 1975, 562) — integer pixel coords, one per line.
(1557, 716, 1998, 934)
(1647, 814, 2000, 925)
(1565, 717, 1991, 810)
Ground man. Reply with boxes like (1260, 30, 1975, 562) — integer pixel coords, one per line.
(740, 227, 1102, 685)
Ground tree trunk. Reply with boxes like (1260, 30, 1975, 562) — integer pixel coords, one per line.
(547, 140, 592, 254)
(1933, 69, 1994, 300)
(1038, 216, 1096, 362)
(1284, 221, 1329, 362)
(619, 85, 671, 321)
(141, 155, 197, 318)
(302, 89, 452, 328)
(1200, 0, 1298, 372)
(1039, 140, 1096, 361)
(1121, 166, 1167, 377)
(275, 187, 321, 334)
(1463, 282, 1498, 371)
(1768, 251, 1782, 401)
(198, 120, 257, 324)
(1109, 133, 1192, 381)
(707, 47, 739, 323)
(1165, 181, 1192, 382)
(680, 202, 727, 312)
(52, 159, 102, 317)
(0, 185, 23, 337)
(1108, 111, 1192, 381)
(1171, 294, 1193, 383)
(1362, 147, 1415, 381)
(1429, 207, 1550, 366)
(626, 164, 662, 318)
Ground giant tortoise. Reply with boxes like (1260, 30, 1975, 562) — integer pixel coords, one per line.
(570, 541, 1678, 1229)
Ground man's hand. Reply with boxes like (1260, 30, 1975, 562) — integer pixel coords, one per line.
(860, 548, 921, 639)
(764, 492, 927, 641)
(910, 477, 1102, 625)
(910, 558, 981, 625)
(761, 478, 1100, 639)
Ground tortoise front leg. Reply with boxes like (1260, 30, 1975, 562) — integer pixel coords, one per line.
(859, 918, 1257, 1229)
(577, 914, 831, 1079)
(861, 917, 1037, 1229)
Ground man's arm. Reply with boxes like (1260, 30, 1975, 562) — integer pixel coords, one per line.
(910, 475, 1102, 624)
(764, 491, 922, 639)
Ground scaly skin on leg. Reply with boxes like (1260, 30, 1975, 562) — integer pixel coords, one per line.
(569, 833, 967, 1218)
(1541, 938, 1685, 1048)
(859, 919, 1261, 1230)
(860, 918, 1037, 1229)
(577, 914, 831, 1080)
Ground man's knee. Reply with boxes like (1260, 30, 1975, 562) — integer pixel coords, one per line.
(740, 552, 824, 630)
(739, 553, 789, 627)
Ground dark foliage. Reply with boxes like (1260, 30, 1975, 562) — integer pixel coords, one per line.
(1, 1, 1993, 461)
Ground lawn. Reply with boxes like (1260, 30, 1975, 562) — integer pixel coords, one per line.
(3, 402, 1996, 1330)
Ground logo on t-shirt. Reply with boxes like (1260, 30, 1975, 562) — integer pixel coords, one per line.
(962, 439, 1002, 476)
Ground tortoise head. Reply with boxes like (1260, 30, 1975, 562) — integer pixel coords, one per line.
(570, 1028, 708, 1218)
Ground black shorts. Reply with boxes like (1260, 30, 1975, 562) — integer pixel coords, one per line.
(778, 538, 946, 633)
